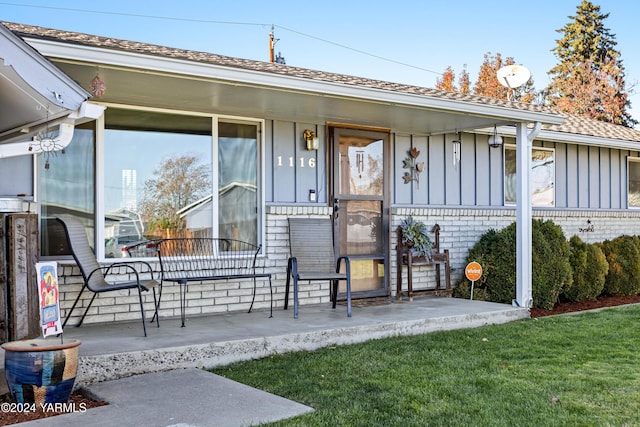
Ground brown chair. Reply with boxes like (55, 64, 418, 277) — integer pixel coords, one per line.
(284, 217, 352, 318)
(57, 217, 160, 336)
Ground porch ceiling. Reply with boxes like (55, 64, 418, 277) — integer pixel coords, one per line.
(52, 60, 541, 135)
(0, 62, 68, 136)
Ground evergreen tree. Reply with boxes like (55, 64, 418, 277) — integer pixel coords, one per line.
(546, 1, 635, 127)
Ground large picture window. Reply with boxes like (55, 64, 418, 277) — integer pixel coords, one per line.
(102, 108, 261, 258)
(628, 158, 640, 208)
(504, 145, 555, 206)
(39, 108, 263, 259)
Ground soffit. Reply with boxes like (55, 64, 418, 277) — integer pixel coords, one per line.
(50, 59, 547, 135)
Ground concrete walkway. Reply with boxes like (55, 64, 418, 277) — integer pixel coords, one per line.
(16, 368, 314, 426)
(4, 297, 529, 426)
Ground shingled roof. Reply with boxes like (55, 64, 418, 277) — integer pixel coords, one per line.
(4, 21, 640, 144)
(546, 113, 640, 143)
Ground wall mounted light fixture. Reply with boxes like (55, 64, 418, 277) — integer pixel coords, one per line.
(488, 125, 503, 149)
(303, 129, 319, 150)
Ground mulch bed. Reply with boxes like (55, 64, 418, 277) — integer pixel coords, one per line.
(0, 390, 107, 426)
(529, 294, 640, 317)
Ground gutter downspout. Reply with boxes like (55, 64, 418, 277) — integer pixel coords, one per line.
(0, 102, 104, 159)
(514, 121, 542, 309)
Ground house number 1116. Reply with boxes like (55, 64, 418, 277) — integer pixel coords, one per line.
(277, 156, 316, 168)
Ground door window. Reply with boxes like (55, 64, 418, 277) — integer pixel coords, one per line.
(333, 127, 389, 296)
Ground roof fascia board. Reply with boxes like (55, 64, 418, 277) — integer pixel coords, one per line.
(27, 38, 564, 126)
(537, 130, 640, 151)
(496, 126, 640, 151)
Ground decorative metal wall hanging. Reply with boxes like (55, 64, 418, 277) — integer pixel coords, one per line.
(402, 147, 424, 188)
(29, 129, 64, 170)
(90, 74, 106, 98)
(28, 108, 65, 170)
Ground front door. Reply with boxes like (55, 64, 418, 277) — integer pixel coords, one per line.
(331, 126, 389, 298)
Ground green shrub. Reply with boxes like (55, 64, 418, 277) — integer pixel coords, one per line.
(531, 219, 572, 309)
(599, 235, 640, 296)
(453, 226, 516, 303)
(454, 220, 571, 309)
(563, 235, 608, 302)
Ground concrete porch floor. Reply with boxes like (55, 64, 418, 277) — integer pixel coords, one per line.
(0, 297, 530, 426)
(26, 296, 529, 387)
(1, 296, 530, 388)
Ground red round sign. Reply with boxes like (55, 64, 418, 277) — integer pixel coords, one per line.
(465, 262, 483, 281)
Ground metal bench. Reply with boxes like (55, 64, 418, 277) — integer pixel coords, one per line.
(154, 238, 272, 327)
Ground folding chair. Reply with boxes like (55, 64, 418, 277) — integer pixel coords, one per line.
(57, 217, 160, 336)
(285, 217, 352, 318)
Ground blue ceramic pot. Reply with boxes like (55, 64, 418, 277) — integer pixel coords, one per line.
(1, 338, 81, 404)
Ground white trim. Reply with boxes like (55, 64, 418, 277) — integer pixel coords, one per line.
(26, 38, 564, 126)
(258, 119, 267, 250)
(91, 104, 266, 258)
(493, 126, 640, 152)
(215, 116, 266, 247)
(514, 122, 533, 308)
(504, 143, 556, 208)
(0, 102, 105, 159)
(211, 117, 219, 239)
(627, 157, 640, 209)
(0, 26, 90, 109)
(95, 113, 106, 259)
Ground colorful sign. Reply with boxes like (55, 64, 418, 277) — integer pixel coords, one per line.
(465, 261, 483, 301)
(465, 261, 483, 282)
(36, 261, 62, 337)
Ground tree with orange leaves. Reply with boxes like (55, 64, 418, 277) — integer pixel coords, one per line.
(436, 54, 535, 102)
(458, 65, 470, 95)
(435, 65, 457, 92)
(474, 52, 535, 101)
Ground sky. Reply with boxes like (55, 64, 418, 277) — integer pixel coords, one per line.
(1, 0, 638, 123)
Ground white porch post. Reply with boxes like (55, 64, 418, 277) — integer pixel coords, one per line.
(514, 121, 541, 308)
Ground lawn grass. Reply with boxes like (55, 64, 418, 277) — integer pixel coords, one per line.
(212, 305, 640, 426)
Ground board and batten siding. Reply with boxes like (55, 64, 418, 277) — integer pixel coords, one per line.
(267, 120, 328, 205)
(265, 118, 639, 211)
(394, 132, 505, 207)
(394, 132, 638, 211)
(558, 142, 631, 209)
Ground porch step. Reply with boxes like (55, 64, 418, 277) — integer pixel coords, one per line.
(61, 297, 529, 387)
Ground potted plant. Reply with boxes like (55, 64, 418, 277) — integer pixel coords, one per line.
(1, 261, 81, 405)
(399, 216, 433, 259)
(2, 338, 81, 404)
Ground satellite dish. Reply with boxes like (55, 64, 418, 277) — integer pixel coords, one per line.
(497, 65, 531, 89)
